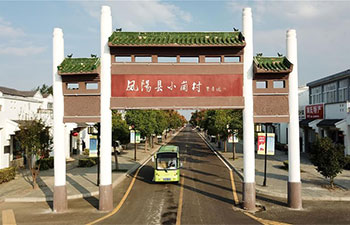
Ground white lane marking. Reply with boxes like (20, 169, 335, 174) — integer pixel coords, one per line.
(197, 132, 232, 171)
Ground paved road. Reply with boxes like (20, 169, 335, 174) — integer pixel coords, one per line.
(2, 126, 350, 224)
(99, 126, 258, 224)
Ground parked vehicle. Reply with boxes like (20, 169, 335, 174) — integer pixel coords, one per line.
(112, 140, 122, 154)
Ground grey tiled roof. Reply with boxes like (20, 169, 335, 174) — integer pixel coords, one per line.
(0, 86, 37, 97)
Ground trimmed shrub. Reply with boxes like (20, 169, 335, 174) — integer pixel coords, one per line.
(37, 157, 54, 171)
(276, 142, 288, 151)
(83, 149, 89, 156)
(344, 156, 350, 170)
(78, 157, 98, 167)
(0, 167, 16, 184)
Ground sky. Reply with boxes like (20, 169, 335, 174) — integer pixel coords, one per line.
(0, 0, 350, 120)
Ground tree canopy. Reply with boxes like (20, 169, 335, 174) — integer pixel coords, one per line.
(310, 136, 346, 188)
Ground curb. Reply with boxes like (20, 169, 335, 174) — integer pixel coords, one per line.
(197, 131, 350, 202)
(3, 128, 183, 203)
(197, 132, 244, 181)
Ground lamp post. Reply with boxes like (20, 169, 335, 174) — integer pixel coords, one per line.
(131, 125, 137, 161)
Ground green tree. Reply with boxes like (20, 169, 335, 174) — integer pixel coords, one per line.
(15, 119, 52, 189)
(310, 137, 346, 188)
(112, 111, 129, 145)
(35, 84, 53, 95)
(125, 110, 156, 152)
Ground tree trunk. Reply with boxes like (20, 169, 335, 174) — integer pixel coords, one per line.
(145, 138, 148, 152)
(224, 140, 227, 152)
(330, 177, 334, 189)
(29, 155, 40, 189)
(114, 147, 119, 170)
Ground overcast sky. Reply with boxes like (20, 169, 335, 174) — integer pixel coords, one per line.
(0, 1, 349, 92)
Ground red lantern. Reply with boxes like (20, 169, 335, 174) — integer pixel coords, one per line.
(72, 132, 79, 136)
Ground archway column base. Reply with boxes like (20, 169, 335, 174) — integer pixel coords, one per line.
(288, 182, 302, 209)
(99, 184, 113, 211)
(53, 185, 67, 212)
(243, 182, 256, 211)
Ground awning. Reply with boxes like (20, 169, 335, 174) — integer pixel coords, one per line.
(299, 119, 315, 127)
(317, 119, 343, 127)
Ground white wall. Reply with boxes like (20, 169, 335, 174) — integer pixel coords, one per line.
(325, 102, 348, 120)
(0, 90, 53, 169)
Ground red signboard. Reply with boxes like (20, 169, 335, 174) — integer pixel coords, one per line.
(305, 104, 324, 119)
(111, 74, 242, 97)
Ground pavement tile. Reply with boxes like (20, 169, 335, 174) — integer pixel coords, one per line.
(198, 131, 350, 201)
(0, 131, 181, 203)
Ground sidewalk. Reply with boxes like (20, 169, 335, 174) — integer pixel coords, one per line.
(0, 130, 181, 203)
(198, 131, 350, 201)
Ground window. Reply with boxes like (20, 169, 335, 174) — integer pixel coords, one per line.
(67, 83, 79, 90)
(158, 56, 177, 63)
(323, 82, 337, 103)
(135, 56, 152, 63)
(180, 57, 199, 63)
(256, 81, 267, 89)
(224, 56, 240, 63)
(86, 83, 99, 90)
(156, 153, 177, 170)
(205, 56, 221, 63)
(310, 86, 322, 104)
(115, 56, 131, 62)
(338, 79, 348, 102)
(273, 81, 285, 88)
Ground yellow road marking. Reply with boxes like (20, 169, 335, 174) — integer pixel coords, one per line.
(176, 175, 185, 225)
(2, 209, 16, 225)
(243, 212, 291, 225)
(86, 166, 142, 225)
(229, 170, 239, 205)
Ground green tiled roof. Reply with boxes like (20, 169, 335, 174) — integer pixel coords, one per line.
(109, 32, 245, 47)
(253, 56, 293, 73)
(58, 58, 100, 75)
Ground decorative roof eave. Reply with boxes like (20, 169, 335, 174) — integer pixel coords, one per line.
(253, 64, 293, 74)
(253, 56, 293, 75)
(108, 31, 246, 47)
(108, 43, 246, 48)
(57, 57, 100, 76)
(58, 71, 100, 76)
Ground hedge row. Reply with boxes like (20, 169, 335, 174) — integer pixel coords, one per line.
(78, 157, 98, 167)
(0, 167, 16, 184)
(37, 157, 54, 171)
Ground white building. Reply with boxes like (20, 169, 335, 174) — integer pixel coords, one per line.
(300, 69, 350, 156)
(274, 86, 309, 148)
(0, 86, 53, 169)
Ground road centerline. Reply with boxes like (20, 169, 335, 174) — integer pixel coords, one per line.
(176, 175, 185, 225)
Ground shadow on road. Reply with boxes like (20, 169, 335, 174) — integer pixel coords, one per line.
(66, 176, 99, 210)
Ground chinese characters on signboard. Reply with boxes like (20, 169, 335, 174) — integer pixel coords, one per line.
(111, 74, 243, 97)
(257, 133, 275, 155)
(305, 104, 324, 119)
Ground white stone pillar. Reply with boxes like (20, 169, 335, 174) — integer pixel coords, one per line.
(52, 28, 67, 212)
(286, 29, 302, 209)
(242, 7, 256, 211)
(99, 5, 113, 211)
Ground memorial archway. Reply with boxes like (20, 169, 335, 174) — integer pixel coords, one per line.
(52, 6, 302, 213)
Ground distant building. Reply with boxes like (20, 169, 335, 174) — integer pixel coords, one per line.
(0, 86, 53, 169)
(301, 69, 350, 155)
(274, 86, 309, 148)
